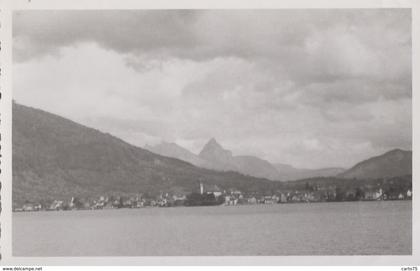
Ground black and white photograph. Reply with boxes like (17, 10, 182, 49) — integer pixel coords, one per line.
(2, 5, 415, 262)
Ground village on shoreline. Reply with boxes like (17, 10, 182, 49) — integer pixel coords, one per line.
(14, 180, 413, 212)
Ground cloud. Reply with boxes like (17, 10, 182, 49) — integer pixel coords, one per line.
(13, 10, 199, 61)
(13, 10, 411, 81)
(12, 10, 412, 168)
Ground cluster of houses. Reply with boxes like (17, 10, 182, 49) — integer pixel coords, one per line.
(15, 193, 188, 212)
(277, 186, 413, 203)
(14, 182, 413, 212)
(224, 192, 280, 206)
(364, 188, 413, 201)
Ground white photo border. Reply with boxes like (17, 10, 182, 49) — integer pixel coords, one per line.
(0, 0, 418, 266)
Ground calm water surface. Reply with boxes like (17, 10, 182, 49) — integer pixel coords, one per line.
(13, 201, 411, 256)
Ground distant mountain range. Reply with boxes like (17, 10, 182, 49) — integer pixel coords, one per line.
(338, 149, 412, 179)
(273, 164, 345, 181)
(147, 139, 346, 181)
(145, 141, 209, 168)
(13, 103, 412, 206)
(146, 140, 412, 182)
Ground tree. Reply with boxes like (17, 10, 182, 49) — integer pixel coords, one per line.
(73, 197, 84, 209)
(355, 187, 365, 201)
(335, 187, 345, 201)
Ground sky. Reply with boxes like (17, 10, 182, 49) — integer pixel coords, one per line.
(12, 9, 412, 169)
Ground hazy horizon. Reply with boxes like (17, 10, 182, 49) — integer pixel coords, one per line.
(13, 9, 412, 169)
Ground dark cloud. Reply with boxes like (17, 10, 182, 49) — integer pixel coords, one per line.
(13, 10, 200, 61)
(13, 10, 411, 90)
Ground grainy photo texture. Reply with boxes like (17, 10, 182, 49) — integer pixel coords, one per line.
(12, 9, 412, 256)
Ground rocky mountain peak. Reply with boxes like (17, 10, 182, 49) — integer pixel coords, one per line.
(199, 138, 231, 155)
(198, 138, 234, 170)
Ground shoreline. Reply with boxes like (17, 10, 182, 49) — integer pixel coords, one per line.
(12, 198, 412, 213)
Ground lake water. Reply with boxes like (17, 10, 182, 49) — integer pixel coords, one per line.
(13, 201, 411, 256)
